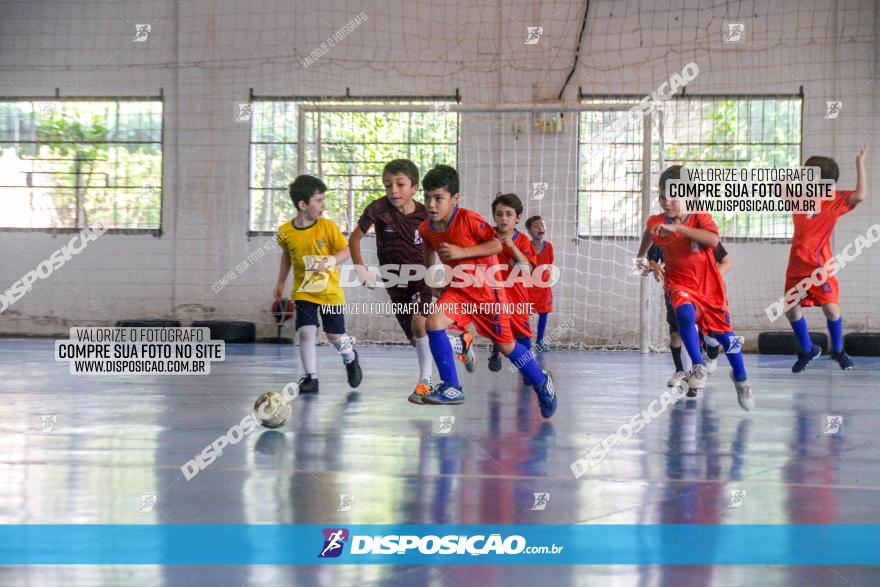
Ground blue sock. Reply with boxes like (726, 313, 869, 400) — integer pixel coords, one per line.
(789, 317, 813, 354)
(536, 313, 549, 345)
(714, 331, 747, 381)
(427, 329, 460, 389)
(674, 304, 704, 366)
(827, 317, 843, 352)
(517, 336, 532, 352)
(506, 342, 546, 387)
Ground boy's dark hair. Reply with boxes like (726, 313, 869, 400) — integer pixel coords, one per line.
(659, 165, 682, 194)
(492, 193, 524, 215)
(525, 215, 543, 230)
(383, 159, 420, 186)
(289, 175, 327, 210)
(422, 164, 459, 195)
(804, 155, 839, 181)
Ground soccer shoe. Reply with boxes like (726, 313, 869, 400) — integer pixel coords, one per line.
(408, 380, 433, 405)
(667, 371, 687, 387)
(488, 351, 502, 372)
(705, 356, 718, 374)
(533, 369, 557, 419)
(829, 351, 854, 370)
(686, 364, 708, 392)
(730, 371, 754, 411)
(345, 350, 363, 388)
(298, 374, 319, 394)
(792, 345, 821, 374)
(457, 331, 477, 373)
(422, 383, 465, 405)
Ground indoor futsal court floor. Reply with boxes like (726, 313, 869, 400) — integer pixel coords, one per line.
(2, 338, 879, 585)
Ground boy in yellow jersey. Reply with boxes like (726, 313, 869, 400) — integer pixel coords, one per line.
(273, 175, 362, 393)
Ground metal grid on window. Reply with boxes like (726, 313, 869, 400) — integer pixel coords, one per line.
(248, 101, 459, 234)
(578, 96, 802, 239)
(0, 99, 163, 230)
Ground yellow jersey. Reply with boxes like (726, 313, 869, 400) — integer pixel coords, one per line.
(276, 217, 348, 305)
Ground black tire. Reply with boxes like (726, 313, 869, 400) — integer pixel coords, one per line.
(844, 332, 880, 356)
(757, 331, 828, 355)
(191, 320, 256, 343)
(116, 319, 182, 328)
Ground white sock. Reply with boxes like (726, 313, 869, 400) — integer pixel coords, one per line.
(703, 334, 721, 348)
(331, 334, 356, 364)
(415, 335, 433, 382)
(448, 333, 464, 355)
(297, 325, 318, 377)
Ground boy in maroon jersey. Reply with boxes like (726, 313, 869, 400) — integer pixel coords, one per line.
(350, 159, 435, 402)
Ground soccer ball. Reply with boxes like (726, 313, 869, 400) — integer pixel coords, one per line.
(254, 390, 292, 429)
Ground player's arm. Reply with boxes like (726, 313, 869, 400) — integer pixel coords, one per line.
(499, 235, 531, 266)
(348, 225, 375, 287)
(654, 222, 719, 248)
(349, 225, 367, 268)
(437, 238, 502, 262)
(848, 144, 868, 206)
(636, 226, 653, 257)
(274, 250, 291, 300)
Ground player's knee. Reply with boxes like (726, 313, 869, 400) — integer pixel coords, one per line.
(821, 303, 840, 320)
(497, 342, 515, 356)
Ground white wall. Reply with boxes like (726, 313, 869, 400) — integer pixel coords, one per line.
(0, 0, 876, 346)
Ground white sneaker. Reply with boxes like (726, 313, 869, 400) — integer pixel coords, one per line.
(730, 371, 754, 411)
(667, 371, 687, 387)
(686, 364, 708, 391)
(706, 356, 718, 374)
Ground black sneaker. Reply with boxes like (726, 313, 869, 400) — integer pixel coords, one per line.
(792, 345, 821, 374)
(488, 351, 502, 372)
(706, 344, 720, 360)
(345, 349, 363, 388)
(830, 351, 854, 370)
(298, 375, 319, 394)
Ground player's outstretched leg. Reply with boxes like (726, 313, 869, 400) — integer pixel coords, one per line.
(675, 303, 706, 395)
(535, 312, 549, 351)
(668, 332, 687, 387)
(713, 331, 754, 411)
(501, 341, 556, 418)
(448, 330, 477, 373)
(703, 333, 721, 374)
(328, 333, 362, 388)
(488, 342, 502, 372)
(421, 326, 464, 405)
(297, 324, 319, 393)
(824, 305, 853, 369)
(787, 306, 821, 373)
(409, 315, 435, 404)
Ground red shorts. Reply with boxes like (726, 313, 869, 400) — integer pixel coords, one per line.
(435, 288, 515, 345)
(668, 288, 732, 335)
(784, 273, 839, 307)
(529, 287, 553, 314)
(510, 314, 532, 339)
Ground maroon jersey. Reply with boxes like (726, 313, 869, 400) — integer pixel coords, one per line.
(357, 196, 427, 266)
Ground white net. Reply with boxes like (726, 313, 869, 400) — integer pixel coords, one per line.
(0, 0, 876, 346)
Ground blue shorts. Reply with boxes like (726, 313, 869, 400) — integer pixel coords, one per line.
(295, 300, 346, 334)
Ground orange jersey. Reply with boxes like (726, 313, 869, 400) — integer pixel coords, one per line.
(648, 212, 731, 333)
(786, 190, 855, 279)
(420, 207, 501, 302)
(497, 230, 537, 306)
(529, 240, 554, 312)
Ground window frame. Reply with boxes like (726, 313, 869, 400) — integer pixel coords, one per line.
(0, 94, 165, 236)
(576, 92, 804, 242)
(245, 95, 461, 238)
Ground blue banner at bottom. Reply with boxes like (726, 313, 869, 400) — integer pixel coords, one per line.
(1, 525, 878, 565)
